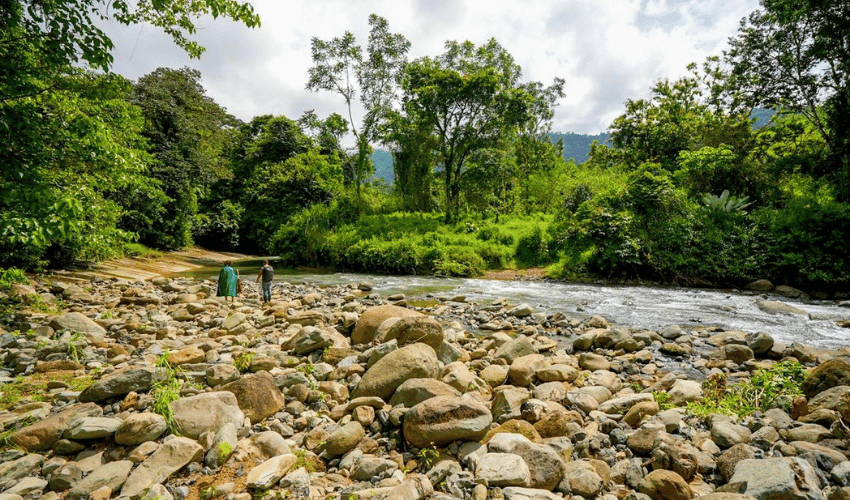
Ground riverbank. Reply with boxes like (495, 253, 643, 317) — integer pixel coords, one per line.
(0, 268, 848, 500)
(50, 247, 251, 283)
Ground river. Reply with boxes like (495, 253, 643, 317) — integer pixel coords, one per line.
(177, 258, 850, 351)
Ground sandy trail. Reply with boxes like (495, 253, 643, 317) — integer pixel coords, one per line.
(52, 247, 250, 282)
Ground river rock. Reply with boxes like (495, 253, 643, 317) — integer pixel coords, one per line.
(219, 370, 285, 424)
(63, 416, 121, 439)
(509, 354, 547, 386)
(389, 378, 461, 407)
(717, 443, 757, 481)
(757, 300, 810, 318)
(66, 460, 133, 500)
(729, 457, 825, 500)
(78, 366, 159, 403)
(48, 312, 106, 342)
(711, 416, 752, 449)
(598, 393, 654, 414)
(623, 400, 660, 428)
(170, 391, 245, 439)
(668, 379, 703, 405)
(318, 421, 364, 458)
(8, 403, 102, 451)
(638, 469, 694, 500)
(746, 331, 775, 354)
(801, 358, 850, 398)
(113, 413, 166, 447)
(375, 316, 444, 350)
(746, 280, 774, 291)
(351, 343, 440, 400)
(120, 437, 203, 499)
(579, 352, 611, 371)
(351, 305, 422, 345)
(403, 395, 492, 447)
(475, 453, 531, 487)
(495, 336, 538, 363)
(559, 459, 604, 497)
(807, 385, 850, 415)
(488, 432, 565, 490)
(0, 454, 44, 488)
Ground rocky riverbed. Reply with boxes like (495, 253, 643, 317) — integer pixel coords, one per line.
(0, 274, 849, 500)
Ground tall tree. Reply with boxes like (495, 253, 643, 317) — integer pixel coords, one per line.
(726, 0, 850, 200)
(306, 14, 410, 200)
(0, 0, 260, 102)
(125, 67, 235, 249)
(0, 72, 148, 268)
(0, 0, 259, 261)
(402, 38, 533, 223)
(514, 79, 565, 213)
(382, 110, 437, 212)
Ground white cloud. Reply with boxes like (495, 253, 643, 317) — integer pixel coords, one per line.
(101, 0, 759, 136)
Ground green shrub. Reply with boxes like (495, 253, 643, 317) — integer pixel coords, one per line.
(0, 268, 28, 291)
(687, 361, 805, 418)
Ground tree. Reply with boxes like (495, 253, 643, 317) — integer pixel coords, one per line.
(726, 0, 850, 200)
(514, 79, 565, 214)
(382, 110, 437, 212)
(402, 38, 533, 223)
(0, 72, 148, 268)
(227, 114, 343, 253)
(0, 0, 259, 261)
(306, 14, 410, 200)
(0, 0, 260, 102)
(125, 67, 235, 249)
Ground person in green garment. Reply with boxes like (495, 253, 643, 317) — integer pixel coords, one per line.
(216, 260, 239, 302)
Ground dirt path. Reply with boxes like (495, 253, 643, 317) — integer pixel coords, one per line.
(52, 247, 251, 282)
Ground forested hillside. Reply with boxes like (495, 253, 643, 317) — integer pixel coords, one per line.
(2, 2, 849, 294)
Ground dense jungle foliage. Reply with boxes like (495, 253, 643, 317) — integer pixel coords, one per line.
(2, 1, 848, 294)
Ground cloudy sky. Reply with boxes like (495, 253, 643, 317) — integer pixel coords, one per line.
(102, 0, 760, 136)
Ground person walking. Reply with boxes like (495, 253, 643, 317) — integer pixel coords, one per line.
(256, 260, 274, 304)
(217, 260, 239, 303)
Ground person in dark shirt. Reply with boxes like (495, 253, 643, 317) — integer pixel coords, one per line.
(256, 260, 274, 303)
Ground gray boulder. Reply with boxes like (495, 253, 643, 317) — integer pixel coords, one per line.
(403, 395, 492, 447)
(729, 457, 825, 500)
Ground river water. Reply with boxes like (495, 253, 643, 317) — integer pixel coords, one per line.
(179, 259, 850, 351)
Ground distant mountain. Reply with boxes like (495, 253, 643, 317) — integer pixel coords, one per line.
(750, 108, 775, 129)
(368, 131, 611, 183)
(546, 132, 611, 163)
(371, 149, 394, 183)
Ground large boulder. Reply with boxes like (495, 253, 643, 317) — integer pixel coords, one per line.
(66, 460, 133, 500)
(801, 358, 850, 398)
(495, 337, 538, 363)
(757, 301, 810, 318)
(389, 378, 461, 408)
(351, 305, 423, 345)
(374, 316, 444, 350)
(120, 437, 203, 499)
(638, 469, 694, 500)
(403, 395, 492, 447)
(807, 385, 850, 418)
(78, 366, 160, 403)
(488, 432, 565, 490)
(220, 371, 285, 424)
(351, 343, 440, 400)
(317, 421, 365, 458)
(170, 391, 245, 439)
(8, 403, 102, 451)
(48, 312, 106, 342)
(730, 458, 825, 500)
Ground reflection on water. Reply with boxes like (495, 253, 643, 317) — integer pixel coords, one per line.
(172, 259, 850, 351)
